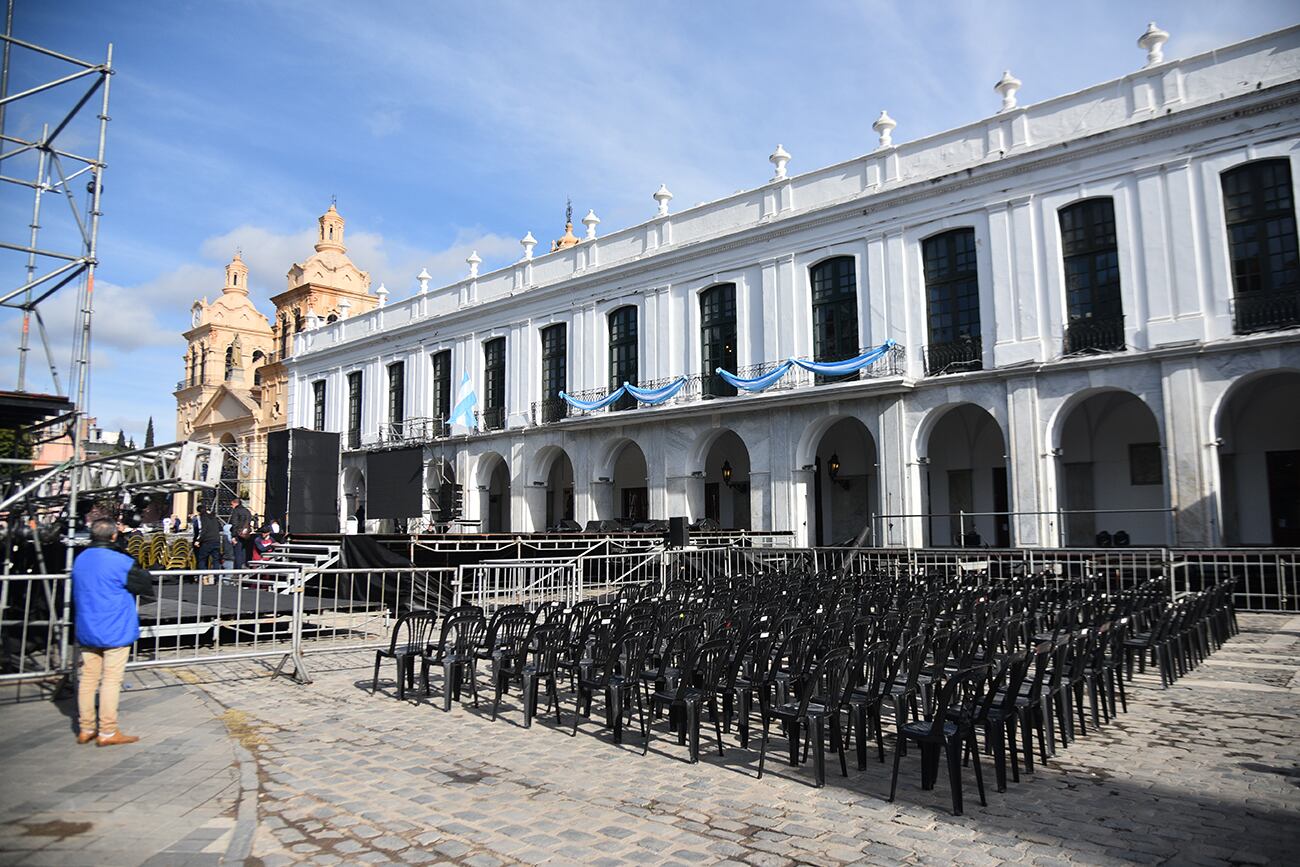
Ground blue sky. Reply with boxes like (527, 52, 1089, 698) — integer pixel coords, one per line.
(2, 0, 1296, 443)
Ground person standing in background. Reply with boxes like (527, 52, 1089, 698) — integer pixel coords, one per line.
(193, 505, 223, 570)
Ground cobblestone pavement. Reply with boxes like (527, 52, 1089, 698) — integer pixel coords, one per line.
(1, 613, 1297, 866)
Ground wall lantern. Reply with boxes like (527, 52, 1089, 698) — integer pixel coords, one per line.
(827, 452, 850, 491)
(722, 460, 734, 487)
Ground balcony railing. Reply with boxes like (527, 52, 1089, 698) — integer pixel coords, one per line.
(377, 417, 449, 445)
(529, 343, 906, 425)
(1063, 314, 1125, 356)
(1232, 288, 1300, 334)
(923, 336, 983, 376)
(478, 406, 506, 431)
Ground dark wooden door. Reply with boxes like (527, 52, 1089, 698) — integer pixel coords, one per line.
(1266, 450, 1300, 545)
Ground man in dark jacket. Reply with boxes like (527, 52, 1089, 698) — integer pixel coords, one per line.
(229, 497, 252, 567)
(74, 518, 154, 746)
(193, 504, 223, 570)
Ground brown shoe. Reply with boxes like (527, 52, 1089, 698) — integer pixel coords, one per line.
(77, 731, 97, 745)
(96, 731, 140, 747)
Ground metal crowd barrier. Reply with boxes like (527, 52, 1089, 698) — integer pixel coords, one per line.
(0, 573, 71, 684)
(5, 544, 1295, 692)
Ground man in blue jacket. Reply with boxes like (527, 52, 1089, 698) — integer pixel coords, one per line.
(73, 518, 154, 746)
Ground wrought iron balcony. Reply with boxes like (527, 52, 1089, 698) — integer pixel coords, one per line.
(531, 398, 569, 425)
(924, 336, 983, 376)
(478, 406, 505, 431)
(1063, 315, 1125, 356)
(1232, 288, 1300, 334)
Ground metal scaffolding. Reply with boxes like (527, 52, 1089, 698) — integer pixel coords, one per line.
(0, 0, 113, 569)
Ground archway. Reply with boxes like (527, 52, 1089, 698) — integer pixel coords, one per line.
(810, 417, 878, 546)
(1056, 390, 1167, 546)
(425, 456, 458, 527)
(701, 430, 750, 530)
(528, 446, 575, 531)
(1216, 371, 1300, 545)
(922, 404, 1009, 547)
(611, 441, 648, 524)
(476, 452, 510, 533)
(341, 466, 366, 532)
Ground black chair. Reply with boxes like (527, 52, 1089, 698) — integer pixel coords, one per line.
(519, 623, 567, 728)
(422, 608, 486, 711)
(758, 646, 854, 788)
(489, 609, 539, 721)
(888, 664, 989, 816)
(644, 638, 732, 763)
(371, 610, 439, 700)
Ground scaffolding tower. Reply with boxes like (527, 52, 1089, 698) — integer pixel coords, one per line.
(0, 0, 112, 568)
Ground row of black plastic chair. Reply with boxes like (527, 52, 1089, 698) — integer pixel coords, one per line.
(370, 568, 1236, 814)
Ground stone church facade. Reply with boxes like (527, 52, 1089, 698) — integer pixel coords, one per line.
(173, 205, 378, 520)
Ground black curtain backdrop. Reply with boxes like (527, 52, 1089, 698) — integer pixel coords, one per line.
(365, 447, 424, 520)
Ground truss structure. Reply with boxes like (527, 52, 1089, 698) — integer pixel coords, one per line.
(0, 2, 113, 568)
(2, 441, 223, 512)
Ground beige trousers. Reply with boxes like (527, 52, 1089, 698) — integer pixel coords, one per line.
(78, 646, 130, 735)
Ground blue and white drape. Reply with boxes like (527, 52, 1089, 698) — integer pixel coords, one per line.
(560, 340, 896, 411)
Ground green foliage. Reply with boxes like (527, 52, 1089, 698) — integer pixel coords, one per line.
(144, 416, 155, 449)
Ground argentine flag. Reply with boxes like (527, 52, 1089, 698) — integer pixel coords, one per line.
(449, 371, 478, 433)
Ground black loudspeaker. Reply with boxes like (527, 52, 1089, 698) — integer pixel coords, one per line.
(668, 516, 689, 548)
(265, 428, 341, 534)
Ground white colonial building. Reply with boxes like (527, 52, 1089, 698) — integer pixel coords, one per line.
(282, 24, 1300, 549)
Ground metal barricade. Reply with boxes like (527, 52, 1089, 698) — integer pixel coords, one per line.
(455, 559, 579, 612)
(293, 567, 457, 655)
(0, 573, 71, 684)
(1169, 549, 1298, 612)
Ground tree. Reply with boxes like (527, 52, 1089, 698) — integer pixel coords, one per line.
(144, 416, 155, 449)
(116, 428, 126, 447)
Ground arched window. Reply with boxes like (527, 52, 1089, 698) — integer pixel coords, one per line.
(608, 305, 638, 411)
(279, 315, 289, 357)
(199, 345, 207, 383)
(187, 349, 196, 386)
(1222, 159, 1298, 333)
(810, 256, 859, 383)
(294, 309, 304, 333)
(1059, 198, 1124, 354)
(232, 273, 238, 286)
(224, 344, 235, 381)
(700, 284, 737, 398)
(922, 228, 982, 375)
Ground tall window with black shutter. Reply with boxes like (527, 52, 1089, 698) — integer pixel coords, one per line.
(1221, 159, 1299, 333)
(608, 306, 637, 411)
(387, 361, 404, 438)
(312, 380, 326, 431)
(430, 349, 451, 433)
(700, 284, 737, 398)
(810, 256, 859, 383)
(346, 371, 362, 449)
(483, 337, 506, 430)
(540, 323, 567, 422)
(1060, 198, 1125, 354)
(922, 228, 982, 375)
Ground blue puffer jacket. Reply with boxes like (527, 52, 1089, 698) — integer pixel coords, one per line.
(72, 544, 149, 648)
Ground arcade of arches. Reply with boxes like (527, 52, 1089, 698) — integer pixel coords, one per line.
(347, 370, 1297, 548)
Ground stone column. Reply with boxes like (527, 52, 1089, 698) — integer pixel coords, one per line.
(1004, 374, 1050, 546)
(1160, 358, 1213, 546)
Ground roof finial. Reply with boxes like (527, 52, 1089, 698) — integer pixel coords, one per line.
(1138, 21, 1169, 67)
(330, 192, 337, 207)
(565, 197, 573, 226)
